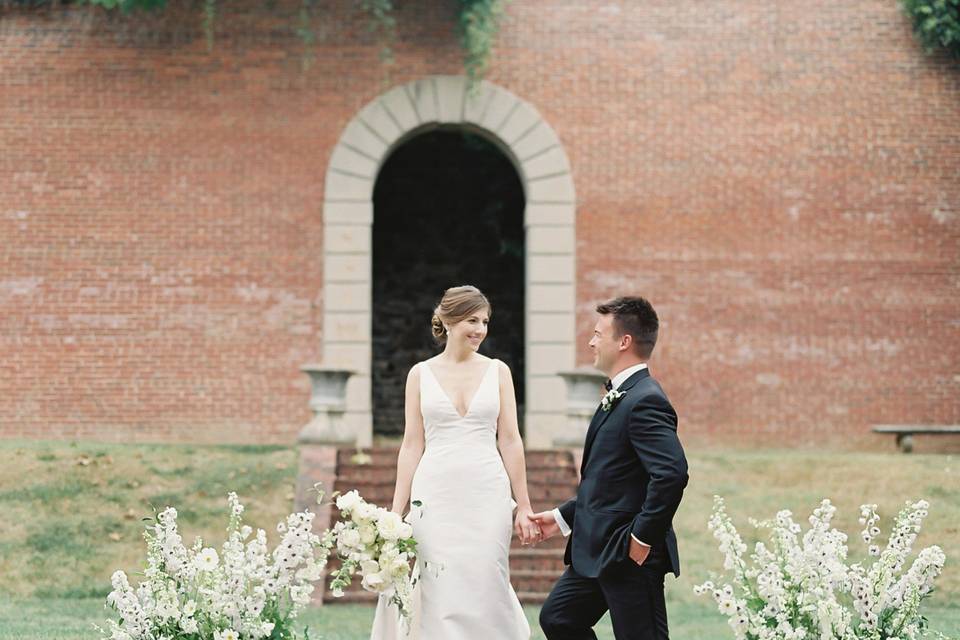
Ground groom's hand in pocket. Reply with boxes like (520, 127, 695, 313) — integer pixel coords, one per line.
(529, 511, 561, 541)
(628, 536, 651, 566)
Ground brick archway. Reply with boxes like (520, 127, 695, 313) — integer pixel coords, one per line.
(322, 76, 576, 447)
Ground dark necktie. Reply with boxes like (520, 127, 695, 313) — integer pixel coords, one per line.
(604, 379, 613, 392)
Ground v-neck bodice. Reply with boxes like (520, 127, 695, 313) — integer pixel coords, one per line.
(418, 358, 501, 449)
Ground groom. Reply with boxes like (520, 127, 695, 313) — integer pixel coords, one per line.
(532, 296, 688, 640)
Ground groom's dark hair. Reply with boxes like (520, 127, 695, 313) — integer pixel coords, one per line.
(596, 296, 659, 359)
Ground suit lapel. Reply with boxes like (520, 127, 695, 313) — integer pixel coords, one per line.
(579, 368, 651, 474)
(579, 406, 605, 471)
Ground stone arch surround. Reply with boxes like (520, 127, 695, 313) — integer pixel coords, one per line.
(322, 76, 576, 448)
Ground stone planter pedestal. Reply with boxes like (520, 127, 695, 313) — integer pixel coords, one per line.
(555, 368, 607, 465)
(293, 365, 355, 605)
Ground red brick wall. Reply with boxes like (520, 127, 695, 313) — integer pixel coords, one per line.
(1, 1, 957, 447)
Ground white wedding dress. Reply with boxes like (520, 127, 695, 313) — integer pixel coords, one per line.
(370, 358, 530, 639)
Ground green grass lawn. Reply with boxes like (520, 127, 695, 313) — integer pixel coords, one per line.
(0, 440, 958, 639)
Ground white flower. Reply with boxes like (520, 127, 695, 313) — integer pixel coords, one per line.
(180, 617, 198, 633)
(359, 523, 378, 545)
(155, 600, 179, 620)
(336, 490, 362, 513)
(718, 598, 736, 615)
(182, 600, 196, 617)
(215, 629, 240, 640)
(377, 510, 407, 542)
(600, 389, 625, 412)
(338, 527, 362, 551)
(196, 547, 219, 571)
(362, 570, 387, 592)
(353, 501, 379, 523)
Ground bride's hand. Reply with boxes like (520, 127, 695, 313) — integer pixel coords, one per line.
(514, 508, 541, 545)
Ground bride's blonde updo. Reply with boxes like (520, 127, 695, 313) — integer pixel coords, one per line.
(431, 285, 492, 345)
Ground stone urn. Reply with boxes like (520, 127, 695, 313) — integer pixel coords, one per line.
(297, 365, 355, 445)
(555, 368, 607, 447)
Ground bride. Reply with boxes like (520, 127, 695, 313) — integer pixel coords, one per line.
(370, 285, 537, 639)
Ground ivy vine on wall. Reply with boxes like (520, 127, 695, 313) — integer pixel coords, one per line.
(9, 0, 508, 83)
(901, 0, 960, 58)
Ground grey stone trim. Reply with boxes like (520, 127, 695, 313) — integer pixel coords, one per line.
(322, 76, 577, 447)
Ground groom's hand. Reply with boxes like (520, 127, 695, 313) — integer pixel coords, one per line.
(628, 536, 651, 566)
(529, 511, 561, 541)
(514, 508, 542, 545)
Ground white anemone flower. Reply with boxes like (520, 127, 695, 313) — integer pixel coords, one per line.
(197, 548, 219, 571)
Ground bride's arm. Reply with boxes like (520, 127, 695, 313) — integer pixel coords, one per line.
(390, 364, 425, 515)
(495, 361, 539, 543)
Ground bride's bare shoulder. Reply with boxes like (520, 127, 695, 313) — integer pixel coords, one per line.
(491, 357, 513, 380)
(408, 360, 429, 381)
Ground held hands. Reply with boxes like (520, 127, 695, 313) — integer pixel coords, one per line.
(529, 511, 561, 541)
(514, 506, 542, 545)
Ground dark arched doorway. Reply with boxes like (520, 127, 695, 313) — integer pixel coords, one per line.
(371, 128, 526, 437)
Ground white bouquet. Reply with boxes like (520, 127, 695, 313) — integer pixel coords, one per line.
(322, 488, 420, 620)
(99, 493, 327, 640)
(695, 496, 948, 640)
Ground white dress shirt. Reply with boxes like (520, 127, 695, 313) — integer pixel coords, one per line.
(552, 363, 650, 547)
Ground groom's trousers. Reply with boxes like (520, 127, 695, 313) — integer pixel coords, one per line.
(539, 559, 670, 640)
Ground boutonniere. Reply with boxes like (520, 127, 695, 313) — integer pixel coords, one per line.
(600, 388, 625, 412)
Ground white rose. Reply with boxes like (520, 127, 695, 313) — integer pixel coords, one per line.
(359, 523, 378, 546)
(360, 559, 381, 575)
(381, 550, 409, 577)
(337, 527, 362, 551)
(353, 501, 378, 523)
(377, 511, 405, 541)
(335, 490, 361, 513)
(361, 571, 387, 592)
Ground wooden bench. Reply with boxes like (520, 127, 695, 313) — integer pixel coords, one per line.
(872, 425, 960, 453)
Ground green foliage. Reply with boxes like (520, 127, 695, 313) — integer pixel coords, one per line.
(202, 0, 215, 49)
(902, 0, 960, 58)
(458, 0, 507, 86)
(86, 0, 165, 13)
(358, 0, 396, 65)
(11, 0, 507, 82)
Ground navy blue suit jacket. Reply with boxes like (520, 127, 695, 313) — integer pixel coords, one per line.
(559, 368, 688, 578)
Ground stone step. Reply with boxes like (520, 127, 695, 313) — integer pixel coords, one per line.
(510, 534, 567, 550)
(337, 448, 576, 468)
(333, 480, 579, 505)
(510, 548, 567, 570)
(336, 465, 579, 485)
